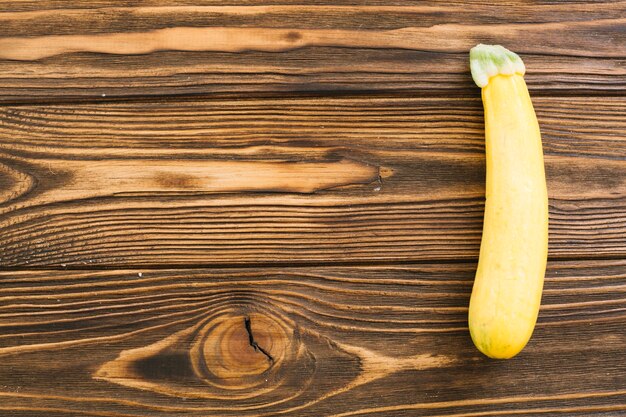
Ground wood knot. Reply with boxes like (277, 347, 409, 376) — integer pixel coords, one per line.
(94, 307, 304, 398)
(197, 312, 289, 386)
(153, 171, 202, 190)
(284, 31, 302, 42)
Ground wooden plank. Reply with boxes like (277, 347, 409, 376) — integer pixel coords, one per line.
(0, 96, 625, 267)
(0, 3, 624, 102)
(2, 0, 624, 10)
(0, 260, 625, 416)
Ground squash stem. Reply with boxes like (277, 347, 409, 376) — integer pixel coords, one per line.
(470, 44, 526, 88)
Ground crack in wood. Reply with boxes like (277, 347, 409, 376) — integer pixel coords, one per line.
(244, 316, 274, 365)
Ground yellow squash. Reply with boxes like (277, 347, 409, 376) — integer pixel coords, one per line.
(468, 45, 548, 359)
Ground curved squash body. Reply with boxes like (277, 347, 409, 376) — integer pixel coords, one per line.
(468, 45, 549, 359)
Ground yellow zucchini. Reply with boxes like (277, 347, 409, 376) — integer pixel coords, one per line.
(468, 45, 548, 359)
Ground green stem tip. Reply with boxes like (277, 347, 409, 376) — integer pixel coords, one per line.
(470, 44, 526, 88)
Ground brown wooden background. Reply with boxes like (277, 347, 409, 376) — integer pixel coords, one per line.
(1, 2, 625, 416)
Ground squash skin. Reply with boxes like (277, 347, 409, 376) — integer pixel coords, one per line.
(468, 71, 549, 359)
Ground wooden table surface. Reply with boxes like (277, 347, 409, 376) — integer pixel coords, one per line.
(1, 2, 625, 416)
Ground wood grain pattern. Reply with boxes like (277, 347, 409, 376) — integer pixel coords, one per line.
(4, 20, 625, 61)
(0, 261, 625, 416)
(2, 1, 625, 415)
(1, 96, 625, 267)
(0, 3, 624, 101)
